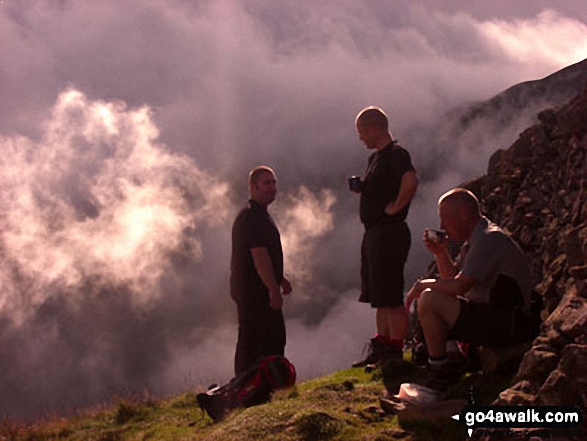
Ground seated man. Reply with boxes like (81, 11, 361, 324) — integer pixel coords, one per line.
(406, 188, 531, 394)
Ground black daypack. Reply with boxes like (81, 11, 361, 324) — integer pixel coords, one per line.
(511, 288, 543, 344)
(197, 355, 296, 422)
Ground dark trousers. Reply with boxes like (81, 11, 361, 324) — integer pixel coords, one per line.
(235, 301, 286, 375)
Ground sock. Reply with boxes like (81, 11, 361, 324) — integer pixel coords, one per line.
(374, 334, 391, 344)
(388, 339, 404, 352)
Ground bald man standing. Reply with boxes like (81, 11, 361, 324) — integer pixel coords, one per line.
(352, 106, 419, 369)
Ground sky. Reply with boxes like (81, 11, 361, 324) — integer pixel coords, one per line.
(1, 0, 587, 420)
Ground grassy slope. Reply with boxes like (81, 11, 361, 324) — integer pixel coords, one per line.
(2, 365, 511, 441)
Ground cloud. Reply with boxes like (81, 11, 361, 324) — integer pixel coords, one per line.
(3, 1, 584, 161)
(0, 89, 231, 318)
(275, 186, 336, 284)
(0, 0, 586, 419)
(479, 9, 587, 68)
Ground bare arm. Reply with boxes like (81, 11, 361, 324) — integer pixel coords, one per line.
(384, 170, 419, 216)
(422, 230, 459, 279)
(251, 247, 283, 309)
(416, 273, 476, 298)
(434, 249, 459, 279)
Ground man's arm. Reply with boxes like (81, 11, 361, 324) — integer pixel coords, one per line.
(423, 233, 458, 279)
(406, 273, 474, 312)
(416, 273, 476, 298)
(384, 170, 419, 216)
(434, 249, 459, 279)
(251, 247, 282, 309)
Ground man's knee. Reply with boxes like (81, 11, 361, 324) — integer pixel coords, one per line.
(417, 289, 440, 314)
(417, 290, 460, 326)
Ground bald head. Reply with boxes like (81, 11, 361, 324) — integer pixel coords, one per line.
(355, 106, 393, 150)
(355, 106, 389, 131)
(437, 188, 482, 242)
(248, 165, 275, 186)
(248, 165, 277, 207)
(438, 188, 481, 216)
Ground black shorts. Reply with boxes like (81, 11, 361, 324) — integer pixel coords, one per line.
(449, 298, 516, 347)
(359, 221, 410, 308)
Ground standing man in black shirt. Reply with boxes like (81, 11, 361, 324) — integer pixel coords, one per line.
(231, 166, 292, 375)
(352, 107, 419, 368)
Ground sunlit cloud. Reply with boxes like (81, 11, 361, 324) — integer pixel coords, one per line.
(0, 89, 231, 318)
(480, 9, 587, 68)
(275, 186, 336, 286)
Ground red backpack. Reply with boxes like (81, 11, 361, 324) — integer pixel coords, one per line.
(197, 355, 296, 422)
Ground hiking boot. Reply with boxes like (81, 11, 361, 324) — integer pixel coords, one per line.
(417, 360, 465, 395)
(365, 346, 404, 372)
(352, 338, 383, 368)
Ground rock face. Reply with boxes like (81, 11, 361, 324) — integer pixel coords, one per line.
(464, 88, 587, 409)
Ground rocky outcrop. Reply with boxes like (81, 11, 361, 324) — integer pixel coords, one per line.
(464, 88, 587, 412)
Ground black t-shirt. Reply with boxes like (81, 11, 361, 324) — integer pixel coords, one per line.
(230, 200, 284, 304)
(360, 142, 415, 229)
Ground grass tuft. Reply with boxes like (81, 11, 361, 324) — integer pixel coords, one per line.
(113, 390, 158, 425)
(293, 411, 344, 440)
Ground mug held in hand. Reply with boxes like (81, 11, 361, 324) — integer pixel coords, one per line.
(348, 176, 363, 192)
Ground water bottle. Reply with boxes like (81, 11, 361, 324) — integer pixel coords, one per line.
(403, 340, 414, 363)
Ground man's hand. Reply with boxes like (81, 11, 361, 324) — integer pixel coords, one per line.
(270, 290, 283, 310)
(405, 278, 436, 313)
(384, 201, 397, 216)
(270, 278, 292, 309)
(281, 277, 292, 295)
(423, 228, 448, 255)
(415, 278, 437, 293)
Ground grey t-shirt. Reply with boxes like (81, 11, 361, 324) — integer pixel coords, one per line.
(458, 217, 531, 307)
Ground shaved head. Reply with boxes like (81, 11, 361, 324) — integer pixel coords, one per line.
(438, 188, 481, 215)
(355, 106, 389, 130)
(248, 165, 275, 186)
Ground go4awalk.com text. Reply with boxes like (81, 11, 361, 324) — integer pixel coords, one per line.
(452, 405, 583, 437)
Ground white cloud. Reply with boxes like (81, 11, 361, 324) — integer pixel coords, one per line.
(0, 89, 232, 317)
(275, 186, 336, 285)
(480, 9, 587, 69)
